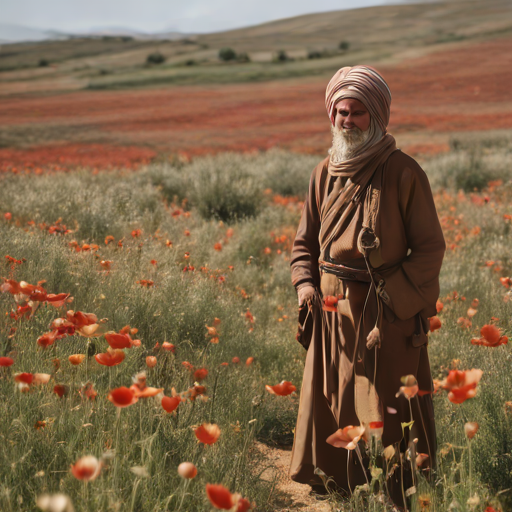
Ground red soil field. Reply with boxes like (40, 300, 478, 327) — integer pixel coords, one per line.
(1, 37, 511, 171)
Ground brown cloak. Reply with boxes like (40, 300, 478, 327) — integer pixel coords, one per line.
(289, 150, 445, 506)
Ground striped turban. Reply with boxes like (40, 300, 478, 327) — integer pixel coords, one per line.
(325, 66, 392, 133)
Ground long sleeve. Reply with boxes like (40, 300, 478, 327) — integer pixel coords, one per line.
(379, 161, 445, 321)
(290, 161, 326, 290)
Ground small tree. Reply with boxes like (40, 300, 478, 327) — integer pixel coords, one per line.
(146, 52, 166, 64)
(339, 41, 350, 51)
(39, 58, 49, 67)
(274, 50, 289, 62)
(218, 47, 237, 61)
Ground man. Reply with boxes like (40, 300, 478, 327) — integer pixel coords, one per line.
(289, 66, 445, 508)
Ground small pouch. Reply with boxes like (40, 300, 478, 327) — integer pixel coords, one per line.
(296, 297, 316, 351)
(411, 312, 428, 347)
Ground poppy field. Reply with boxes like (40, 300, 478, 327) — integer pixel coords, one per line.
(1, 142, 512, 511)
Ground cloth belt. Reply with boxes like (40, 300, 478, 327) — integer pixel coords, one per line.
(318, 260, 373, 283)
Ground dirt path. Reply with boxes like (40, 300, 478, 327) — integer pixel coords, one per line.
(255, 441, 332, 511)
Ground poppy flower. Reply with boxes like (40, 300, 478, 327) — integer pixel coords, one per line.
(326, 425, 365, 450)
(130, 385, 163, 398)
(232, 357, 240, 364)
(0, 357, 14, 367)
(205, 325, 218, 337)
(464, 422, 479, 439)
(236, 498, 253, 512)
(54, 385, 69, 398)
(70, 455, 102, 481)
(245, 357, 254, 366)
(429, 316, 442, 332)
(436, 300, 444, 313)
(416, 453, 429, 467)
(457, 317, 472, 329)
(4, 212, 12, 220)
(194, 423, 221, 445)
(69, 354, 85, 366)
(322, 295, 341, 312)
(80, 382, 97, 401)
(159, 342, 176, 353)
(210, 336, 219, 344)
(177, 462, 197, 479)
(105, 332, 134, 349)
(396, 375, 419, 399)
(471, 324, 508, 347)
(244, 310, 255, 324)
(442, 368, 483, 404)
(193, 368, 208, 381)
(265, 380, 296, 396)
(206, 484, 234, 509)
(15, 372, 33, 384)
(33, 373, 51, 385)
(95, 348, 125, 367)
(162, 395, 181, 413)
(182, 361, 194, 371)
(107, 386, 138, 408)
(37, 331, 58, 349)
(213, 243, 222, 251)
(146, 356, 157, 368)
(105, 235, 115, 245)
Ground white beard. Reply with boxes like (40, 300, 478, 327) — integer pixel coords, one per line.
(329, 125, 370, 163)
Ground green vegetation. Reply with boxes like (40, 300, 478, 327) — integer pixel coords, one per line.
(0, 142, 511, 510)
(146, 52, 166, 65)
(218, 47, 237, 61)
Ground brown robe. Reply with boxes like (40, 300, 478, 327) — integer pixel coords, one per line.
(289, 150, 446, 505)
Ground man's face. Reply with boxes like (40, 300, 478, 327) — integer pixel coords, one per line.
(334, 98, 370, 132)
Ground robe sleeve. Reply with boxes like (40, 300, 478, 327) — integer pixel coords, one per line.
(379, 161, 446, 321)
(290, 162, 324, 290)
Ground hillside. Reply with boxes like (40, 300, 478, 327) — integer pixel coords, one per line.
(0, 0, 511, 93)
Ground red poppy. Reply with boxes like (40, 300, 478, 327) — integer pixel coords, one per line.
(322, 295, 341, 313)
(436, 300, 444, 313)
(107, 386, 138, 408)
(442, 368, 483, 404)
(150, 259, 157, 266)
(194, 423, 221, 445)
(236, 498, 253, 512)
(70, 455, 102, 481)
(232, 357, 240, 364)
(245, 357, 254, 366)
(0, 357, 14, 367)
(37, 331, 58, 349)
(95, 348, 125, 367)
(14, 372, 33, 385)
(69, 354, 85, 366)
(193, 368, 208, 381)
(105, 332, 133, 349)
(105, 235, 115, 245)
(464, 422, 479, 439)
(265, 380, 296, 396)
(54, 385, 69, 398)
(205, 325, 218, 337)
(4, 212, 12, 220)
(429, 316, 442, 332)
(178, 462, 197, 479)
(182, 361, 194, 371)
(244, 310, 255, 324)
(146, 356, 157, 368)
(213, 243, 222, 251)
(100, 260, 113, 270)
(162, 395, 181, 413)
(471, 324, 508, 347)
(131, 229, 142, 238)
(500, 277, 512, 289)
(206, 484, 233, 509)
(130, 384, 163, 398)
(326, 425, 365, 450)
(80, 382, 97, 400)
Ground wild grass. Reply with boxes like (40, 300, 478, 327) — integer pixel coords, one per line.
(0, 143, 511, 510)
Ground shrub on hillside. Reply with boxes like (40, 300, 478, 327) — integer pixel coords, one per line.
(187, 155, 265, 222)
(38, 58, 49, 67)
(273, 50, 289, 62)
(146, 52, 166, 64)
(218, 47, 237, 61)
(339, 41, 350, 51)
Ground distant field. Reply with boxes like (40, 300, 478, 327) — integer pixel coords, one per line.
(1, 35, 511, 170)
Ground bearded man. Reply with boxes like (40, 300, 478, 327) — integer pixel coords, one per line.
(289, 66, 445, 508)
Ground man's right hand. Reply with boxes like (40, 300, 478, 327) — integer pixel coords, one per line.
(297, 284, 316, 307)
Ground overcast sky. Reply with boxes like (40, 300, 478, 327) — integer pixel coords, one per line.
(2, 0, 398, 34)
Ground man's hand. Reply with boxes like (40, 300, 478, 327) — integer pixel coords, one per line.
(297, 284, 316, 307)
